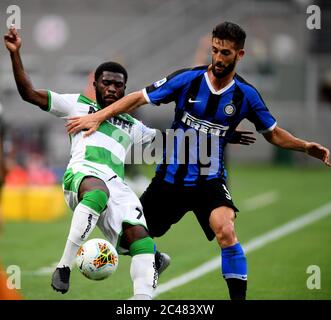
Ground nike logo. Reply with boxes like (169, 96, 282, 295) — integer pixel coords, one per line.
(188, 98, 201, 103)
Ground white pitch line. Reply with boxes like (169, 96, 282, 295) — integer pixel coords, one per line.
(242, 190, 279, 212)
(24, 262, 58, 276)
(152, 200, 331, 298)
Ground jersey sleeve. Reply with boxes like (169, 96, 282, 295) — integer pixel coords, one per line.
(47, 91, 79, 119)
(246, 88, 277, 133)
(142, 69, 191, 106)
(131, 119, 157, 145)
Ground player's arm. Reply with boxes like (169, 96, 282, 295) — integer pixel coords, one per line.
(66, 91, 147, 136)
(263, 126, 330, 166)
(4, 26, 48, 110)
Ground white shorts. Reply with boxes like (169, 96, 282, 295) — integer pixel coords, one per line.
(63, 165, 148, 254)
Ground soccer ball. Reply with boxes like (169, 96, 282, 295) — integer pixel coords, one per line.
(76, 238, 119, 280)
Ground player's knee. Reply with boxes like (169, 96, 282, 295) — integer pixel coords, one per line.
(214, 222, 237, 247)
(80, 189, 109, 215)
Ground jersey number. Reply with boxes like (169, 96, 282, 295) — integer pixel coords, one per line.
(222, 184, 232, 200)
(135, 207, 143, 219)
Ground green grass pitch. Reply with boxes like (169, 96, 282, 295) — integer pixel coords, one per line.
(0, 165, 330, 300)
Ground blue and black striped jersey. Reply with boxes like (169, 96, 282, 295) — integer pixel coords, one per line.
(142, 65, 277, 186)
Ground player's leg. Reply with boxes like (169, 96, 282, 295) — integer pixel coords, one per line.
(209, 206, 247, 300)
(140, 178, 171, 276)
(101, 177, 159, 300)
(121, 223, 157, 300)
(52, 176, 109, 293)
(194, 179, 247, 300)
(139, 176, 180, 238)
(140, 177, 189, 275)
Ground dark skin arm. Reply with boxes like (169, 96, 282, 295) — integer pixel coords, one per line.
(4, 26, 48, 110)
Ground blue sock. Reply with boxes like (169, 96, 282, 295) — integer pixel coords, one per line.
(221, 242, 247, 280)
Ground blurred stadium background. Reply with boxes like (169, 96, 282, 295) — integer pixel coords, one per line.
(0, 0, 330, 300)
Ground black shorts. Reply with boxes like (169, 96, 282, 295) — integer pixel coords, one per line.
(140, 175, 239, 241)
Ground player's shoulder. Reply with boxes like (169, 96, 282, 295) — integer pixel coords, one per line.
(76, 94, 100, 108)
(167, 65, 207, 81)
(234, 74, 263, 99)
(75, 94, 103, 113)
(48, 91, 81, 104)
(49, 91, 79, 98)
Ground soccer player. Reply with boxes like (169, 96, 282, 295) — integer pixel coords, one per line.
(66, 22, 331, 300)
(4, 26, 160, 300)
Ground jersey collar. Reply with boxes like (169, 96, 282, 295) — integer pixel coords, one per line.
(204, 72, 235, 95)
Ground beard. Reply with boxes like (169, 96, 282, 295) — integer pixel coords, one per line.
(212, 55, 237, 79)
(95, 90, 106, 108)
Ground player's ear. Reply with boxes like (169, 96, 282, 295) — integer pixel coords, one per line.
(237, 49, 245, 61)
(93, 81, 97, 89)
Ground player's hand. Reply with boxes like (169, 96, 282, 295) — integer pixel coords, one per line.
(66, 113, 102, 137)
(226, 130, 256, 145)
(305, 142, 331, 166)
(4, 25, 21, 53)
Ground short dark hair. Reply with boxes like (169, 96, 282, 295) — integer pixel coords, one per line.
(94, 61, 128, 83)
(212, 22, 246, 49)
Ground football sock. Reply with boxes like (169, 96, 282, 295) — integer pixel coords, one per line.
(80, 189, 109, 215)
(129, 236, 156, 255)
(221, 242, 247, 300)
(57, 203, 99, 269)
(129, 237, 157, 298)
(57, 238, 80, 270)
(57, 189, 108, 269)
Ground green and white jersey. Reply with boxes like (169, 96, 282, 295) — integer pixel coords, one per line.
(47, 91, 156, 180)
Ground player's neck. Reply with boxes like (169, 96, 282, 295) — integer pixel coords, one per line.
(207, 69, 235, 92)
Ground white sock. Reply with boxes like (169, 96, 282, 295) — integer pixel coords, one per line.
(130, 253, 157, 299)
(57, 239, 80, 269)
(57, 203, 99, 269)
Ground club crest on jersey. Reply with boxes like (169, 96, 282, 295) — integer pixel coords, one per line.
(153, 78, 167, 88)
(223, 103, 236, 116)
